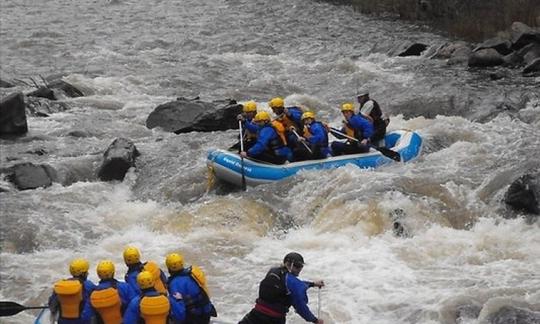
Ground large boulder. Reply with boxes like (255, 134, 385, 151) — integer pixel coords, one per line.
(0, 92, 27, 136)
(510, 21, 540, 50)
(523, 58, 540, 75)
(27, 87, 56, 100)
(473, 37, 513, 55)
(4, 163, 57, 190)
(47, 79, 84, 98)
(0, 78, 15, 88)
(487, 305, 540, 324)
(468, 48, 505, 67)
(431, 41, 471, 60)
(97, 138, 139, 181)
(504, 173, 539, 215)
(397, 43, 428, 57)
(146, 98, 242, 133)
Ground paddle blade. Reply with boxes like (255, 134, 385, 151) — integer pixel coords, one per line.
(376, 147, 401, 162)
(0, 301, 25, 317)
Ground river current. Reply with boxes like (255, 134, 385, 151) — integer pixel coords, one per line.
(1, 0, 539, 323)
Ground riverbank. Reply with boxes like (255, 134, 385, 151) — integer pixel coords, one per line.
(326, 0, 540, 41)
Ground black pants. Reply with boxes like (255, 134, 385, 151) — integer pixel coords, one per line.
(331, 141, 370, 156)
(292, 144, 325, 162)
(185, 313, 211, 324)
(255, 151, 287, 165)
(238, 309, 286, 324)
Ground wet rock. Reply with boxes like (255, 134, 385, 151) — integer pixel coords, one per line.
(510, 21, 540, 50)
(397, 43, 428, 56)
(97, 138, 139, 181)
(488, 305, 540, 324)
(4, 162, 57, 190)
(473, 37, 513, 55)
(503, 52, 523, 67)
(0, 78, 15, 88)
(504, 173, 539, 215)
(0, 92, 27, 136)
(66, 130, 91, 138)
(447, 46, 472, 65)
(25, 96, 70, 116)
(47, 79, 84, 98)
(432, 41, 471, 59)
(468, 48, 505, 67)
(489, 71, 508, 80)
(456, 303, 482, 322)
(518, 43, 540, 65)
(146, 98, 243, 133)
(27, 86, 56, 100)
(523, 58, 540, 75)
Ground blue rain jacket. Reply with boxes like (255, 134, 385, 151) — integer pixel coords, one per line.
(167, 269, 213, 316)
(286, 273, 318, 323)
(248, 124, 291, 159)
(125, 262, 168, 295)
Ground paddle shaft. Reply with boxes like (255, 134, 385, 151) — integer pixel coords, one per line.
(291, 129, 312, 154)
(329, 127, 401, 162)
(238, 120, 247, 190)
(0, 301, 48, 317)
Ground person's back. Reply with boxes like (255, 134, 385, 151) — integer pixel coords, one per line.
(124, 271, 185, 324)
(331, 103, 374, 156)
(242, 112, 291, 164)
(123, 246, 168, 295)
(83, 260, 135, 324)
(166, 253, 216, 324)
(49, 258, 96, 324)
(293, 111, 329, 161)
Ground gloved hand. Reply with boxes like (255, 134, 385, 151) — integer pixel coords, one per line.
(237, 114, 245, 121)
(312, 280, 325, 288)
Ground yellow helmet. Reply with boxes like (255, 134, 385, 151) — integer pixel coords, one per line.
(253, 111, 271, 122)
(96, 260, 115, 279)
(243, 101, 257, 113)
(165, 253, 184, 272)
(341, 103, 354, 112)
(269, 97, 284, 109)
(123, 246, 141, 265)
(301, 111, 315, 120)
(69, 258, 89, 277)
(137, 271, 155, 290)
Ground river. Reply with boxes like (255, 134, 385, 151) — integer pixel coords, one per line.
(1, 0, 539, 323)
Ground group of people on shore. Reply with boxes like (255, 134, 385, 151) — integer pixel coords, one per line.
(234, 91, 389, 164)
(49, 250, 323, 324)
(49, 247, 216, 324)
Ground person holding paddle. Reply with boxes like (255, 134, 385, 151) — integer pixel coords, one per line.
(238, 252, 324, 324)
(47, 258, 96, 324)
(230, 101, 259, 152)
(291, 111, 330, 161)
(330, 103, 374, 156)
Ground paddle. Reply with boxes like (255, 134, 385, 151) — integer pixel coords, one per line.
(238, 120, 247, 191)
(291, 129, 313, 154)
(0, 301, 48, 317)
(328, 127, 401, 162)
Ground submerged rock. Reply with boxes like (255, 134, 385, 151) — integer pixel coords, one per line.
(4, 162, 57, 190)
(0, 78, 15, 88)
(488, 305, 540, 324)
(504, 173, 539, 215)
(468, 48, 505, 67)
(97, 138, 139, 181)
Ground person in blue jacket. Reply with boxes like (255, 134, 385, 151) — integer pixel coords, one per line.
(82, 260, 136, 323)
(331, 103, 374, 156)
(239, 252, 325, 324)
(48, 258, 96, 324)
(124, 271, 186, 324)
(240, 111, 292, 165)
(230, 100, 259, 152)
(268, 97, 304, 148)
(123, 246, 168, 295)
(165, 253, 217, 324)
(292, 111, 329, 161)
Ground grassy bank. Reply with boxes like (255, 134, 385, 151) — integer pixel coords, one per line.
(327, 0, 540, 41)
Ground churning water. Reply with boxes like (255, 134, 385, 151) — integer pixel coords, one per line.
(1, 0, 539, 323)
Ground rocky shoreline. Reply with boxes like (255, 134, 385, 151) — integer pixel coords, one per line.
(328, 0, 540, 41)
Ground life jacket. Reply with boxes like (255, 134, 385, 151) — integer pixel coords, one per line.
(362, 99, 386, 142)
(263, 123, 286, 151)
(271, 120, 287, 145)
(256, 266, 290, 316)
(140, 294, 170, 324)
(303, 122, 329, 144)
(90, 284, 122, 324)
(143, 262, 167, 295)
(168, 266, 214, 316)
(53, 279, 83, 319)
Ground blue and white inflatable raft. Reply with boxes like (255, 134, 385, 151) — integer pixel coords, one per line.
(207, 129, 423, 187)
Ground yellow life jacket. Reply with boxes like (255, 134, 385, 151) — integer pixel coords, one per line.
(271, 120, 287, 145)
(90, 287, 122, 324)
(143, 262, 167, 295)
(140, 295, 170, 324)
(53, 279, 83, 319)
(190, 265, 210, 299)
(345, 124, 355, 139)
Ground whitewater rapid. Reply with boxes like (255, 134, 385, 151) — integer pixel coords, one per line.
(1, 0, 539, 323)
